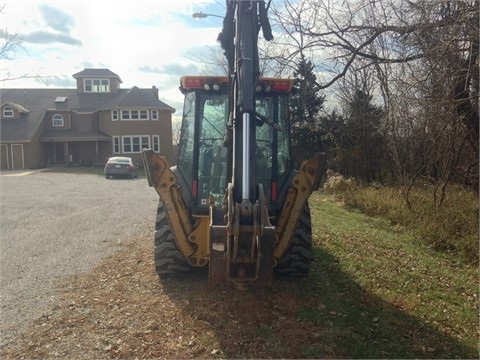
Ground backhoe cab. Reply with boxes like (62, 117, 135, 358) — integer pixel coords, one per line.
(142, 1, 325, 288)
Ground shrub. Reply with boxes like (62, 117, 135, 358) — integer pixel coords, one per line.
(322, 170, 358, 202)
(327, 180, 479, 265)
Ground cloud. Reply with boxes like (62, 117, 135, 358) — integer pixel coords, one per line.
(20, 4, 81, 46)
(1, 0, 226, 109)
(36, 74, 76, 87)
(79, 61, 97, 69)
(22, 31, 82, 46)
(138, 63, 199, 76)
(39, 4, 75, 33)
(137, 66, 162, 74)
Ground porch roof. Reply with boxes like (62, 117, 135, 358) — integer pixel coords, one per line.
(40, 130, 111, 142)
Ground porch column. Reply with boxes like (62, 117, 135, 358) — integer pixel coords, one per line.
(95, 141, 99, 163)
(65, 141, 69, 164)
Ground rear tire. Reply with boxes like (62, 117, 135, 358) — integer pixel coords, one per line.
(274, 204, 312, 277)
(154, 201, 189, 276)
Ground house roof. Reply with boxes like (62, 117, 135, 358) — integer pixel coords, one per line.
(72, 68, 123, 83)
(0, 89, 76, 142)
(101, 87, 175, 112)
(2, 101, 29, 113)
(0, 87, 175, 143)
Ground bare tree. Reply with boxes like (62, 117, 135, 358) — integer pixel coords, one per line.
(0, 29, 24, 80)
(0, 4, 39, 83)
(271, 0, 479, 192)
(184, 37, 284, 78)
(185, 45, 229, 76)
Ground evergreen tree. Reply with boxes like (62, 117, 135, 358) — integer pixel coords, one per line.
(290, 57, 324, 126)
(340, 89, 385, 182)
(290, 57, 325, 166)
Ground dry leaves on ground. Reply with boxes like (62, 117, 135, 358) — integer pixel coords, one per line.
(1, 236, 325, 359)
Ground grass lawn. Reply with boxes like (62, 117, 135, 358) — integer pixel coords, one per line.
(305, 191, 479, 358)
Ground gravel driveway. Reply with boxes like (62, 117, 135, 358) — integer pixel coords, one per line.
(0, 170, 159, 348)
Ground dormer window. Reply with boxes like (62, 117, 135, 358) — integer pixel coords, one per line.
(84, 78, 110, 92)
(52, 114, 64, 127)
(3, 106, 13, 118)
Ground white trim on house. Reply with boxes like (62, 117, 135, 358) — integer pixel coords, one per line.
(152, 135, 160, 152)
(2, 106, 14, 118)
(121, 135, 150, 154)
(52, 114, 64, 127)
(113, 136, 120, 154)
(84, 78, 110, 93)
(120, 109, 149, 121)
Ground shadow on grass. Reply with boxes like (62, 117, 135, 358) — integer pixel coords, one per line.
(159, 248, 476, 359)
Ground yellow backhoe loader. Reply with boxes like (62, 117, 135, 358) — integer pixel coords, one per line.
(142, 0, 326, 288)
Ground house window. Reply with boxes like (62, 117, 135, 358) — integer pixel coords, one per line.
(52, 114, 64, 127)
(122, 136, 149, 153)
(123, 137, 132, 153)
(111, 110, 118, 121)
(120, 109, 149, 120)
(113, 136, 120, 154)
(3, 106, 13, 118)
(152, 135, 160, 152)
(151, 110, 158, 120)
(84, 78, 109, 92)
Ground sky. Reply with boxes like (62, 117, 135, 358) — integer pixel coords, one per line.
(0, 0, 228, 121)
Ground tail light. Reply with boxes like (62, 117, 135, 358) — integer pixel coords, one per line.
(183, 77, 203, 89)
(271, 181, 277, 202)
(180, 76, 293, 93)
(191, 180, 197, 197)
(180, 76, 228, 91)
(270, 79, 292, 92)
